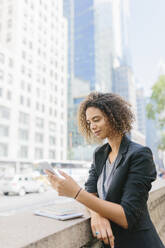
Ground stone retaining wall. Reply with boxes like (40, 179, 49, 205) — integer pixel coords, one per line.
(148, 187, 165, 243)
(0, 186, 165, 248)
(85, 187, 165, 247)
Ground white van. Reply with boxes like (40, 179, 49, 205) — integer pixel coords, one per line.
(0, 174, 46, 196)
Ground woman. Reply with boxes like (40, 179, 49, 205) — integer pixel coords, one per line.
(46, 92, 164, 248)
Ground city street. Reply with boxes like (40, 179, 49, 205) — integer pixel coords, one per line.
(0, 178, 165, 217)
(0, 189, 73, 216)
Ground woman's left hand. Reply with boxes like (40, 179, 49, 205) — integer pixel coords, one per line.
(45, 170, 81, 198)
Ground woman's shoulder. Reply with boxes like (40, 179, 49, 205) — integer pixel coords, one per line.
(128, 140, 153, 158)
(93, 142, 110, 154)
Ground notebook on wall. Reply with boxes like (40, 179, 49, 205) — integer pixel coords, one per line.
(34, 206, 83, 220)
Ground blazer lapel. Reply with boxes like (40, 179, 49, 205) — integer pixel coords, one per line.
(94, 135, 130, 177)
(113, 153, 123, 171)
(114, 134, 130, 170)
(105, 135, 131, 200)
(94, 143, 111, 176)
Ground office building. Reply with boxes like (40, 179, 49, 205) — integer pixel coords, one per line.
(136, 88, 146, 136)
(0, 0, 68, 163)
(94, 0, 115, 92)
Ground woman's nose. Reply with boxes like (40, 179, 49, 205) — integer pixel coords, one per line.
(91, 123, 97, 130)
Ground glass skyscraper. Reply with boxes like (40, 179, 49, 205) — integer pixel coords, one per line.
(64, 0, 95, 91)
(74, 0, 96, 90)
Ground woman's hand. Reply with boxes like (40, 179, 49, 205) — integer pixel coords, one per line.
(45, 170, 81, 198)
(91, 212, 115, 248)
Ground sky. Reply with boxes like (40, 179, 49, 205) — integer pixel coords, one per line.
(128, 0, 165, 96)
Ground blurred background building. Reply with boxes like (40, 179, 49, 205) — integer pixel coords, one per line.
(64, 0, 147, 159)
(0, 0, 68, 172)
(0, 0, 163, 170)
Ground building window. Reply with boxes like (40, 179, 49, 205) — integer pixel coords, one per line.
(49, 108, 52, 115)
(0, 53, 4, 63)
(0, 70, 4, 80)
(20, 95, 24, 105)
(49, 136, 56, 145)
(35, 132, 43, 143)
(0, 88, 3, 96)
(54, 109, 57, 117)
(18, 129, 29, 140)
(27, 98, 31, 107)
(36, 87, 40, 96)
(36, 102, 39, 111)
(28, 69, 32, 78)
(36, 117, 44, 128)
(60, 138, 63, 146)
(6, 90, 12, 100)
(8, 58, 13, 67)
(0, 143, 8, 157)
(60, 151, 63, 160)
(49, 94, 53, 103)
(61, 112, 64, 120)
(42, 104, 45, 113)
(19, 146, 28, 158)
(21, 80, 25, 90)
(27, 83, 31, 92)
(0, 125, 9, 137)
(55, 85, 58, 92)
(6, 32, 12, 42)
(19, 112, 29, 125)
(7, 19, 12, 28)
(8, 6, 13, 14)
(0, 106, 10, 120)
(22, 51, 26, 59)
(49, 150, 56, 159)
(8, 74, 13, 84)
(49, 122, 56, 132)
(21, 65, 25, 74)
(35, 148, 43, 159)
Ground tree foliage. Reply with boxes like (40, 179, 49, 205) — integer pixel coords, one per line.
(146, 75, 165, 150)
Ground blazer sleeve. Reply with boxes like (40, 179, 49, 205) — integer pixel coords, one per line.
(84, 148, 99, 193)
(120, 146, 157, 231)
(84, 162, 98, 193)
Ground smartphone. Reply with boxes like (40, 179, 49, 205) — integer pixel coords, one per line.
(41, 163, 55, 174)
(40, 162, 63, 178)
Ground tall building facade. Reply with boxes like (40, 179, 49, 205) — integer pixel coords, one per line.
(64, 0, 146, 159)
(74, 0, 95, 91)
(0, 0, 68, 162)
(112, 66, 137, 122)
(136, 88, 146, 136)
(94, 0, 114, 92)
(63, 0, 96, 159)
(112, 0, 141, 141)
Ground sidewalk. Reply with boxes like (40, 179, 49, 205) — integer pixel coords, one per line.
(151, 178, 165, 191)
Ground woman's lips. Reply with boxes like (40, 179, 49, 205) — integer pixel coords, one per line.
(94, 130, 101, 136)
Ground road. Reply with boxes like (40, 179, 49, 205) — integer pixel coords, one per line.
(0, 189, 74, 216)
(0, 178, 165, 216)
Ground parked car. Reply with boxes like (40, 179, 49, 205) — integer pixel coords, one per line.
(0, 174, 46, 196)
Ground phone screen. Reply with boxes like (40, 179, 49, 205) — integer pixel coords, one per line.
(40, 162, 63, 178)
(39, 162, 55, 174)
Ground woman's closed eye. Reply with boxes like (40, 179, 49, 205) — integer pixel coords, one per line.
(87, 119, 100, 126)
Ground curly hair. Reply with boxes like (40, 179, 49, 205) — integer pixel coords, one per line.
(77, 92, 135, 143)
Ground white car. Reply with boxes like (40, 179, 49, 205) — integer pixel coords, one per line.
(0, 174, 46, 196)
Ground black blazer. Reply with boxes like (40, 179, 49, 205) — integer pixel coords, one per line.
(85, 135, 164, 248)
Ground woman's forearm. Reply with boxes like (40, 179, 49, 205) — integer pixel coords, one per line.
(86, 193, 99, 217)
(77, 190, 128, 229)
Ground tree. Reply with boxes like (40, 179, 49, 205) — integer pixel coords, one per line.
(146, 75, 165, 150)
